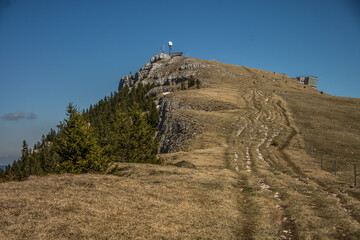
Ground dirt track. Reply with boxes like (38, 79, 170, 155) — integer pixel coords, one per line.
(168, 62, 360, 238)
(219, 82, 360, 239)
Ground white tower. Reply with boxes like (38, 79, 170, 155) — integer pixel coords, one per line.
(168, 41, 173, 56)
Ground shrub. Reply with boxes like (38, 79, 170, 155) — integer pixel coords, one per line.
(188, 75, 196, 88)
(196, 79, 201, 89)
(180, 80, 186, 90)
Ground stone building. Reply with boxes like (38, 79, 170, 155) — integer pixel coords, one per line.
(297, 76, 318, 88)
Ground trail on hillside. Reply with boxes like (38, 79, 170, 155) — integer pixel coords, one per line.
(228, 88, 360, 239)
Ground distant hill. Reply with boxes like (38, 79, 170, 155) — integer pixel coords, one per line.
(1, 54, 360, 239)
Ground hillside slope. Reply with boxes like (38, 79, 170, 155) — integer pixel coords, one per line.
(1, 55, 360, 239)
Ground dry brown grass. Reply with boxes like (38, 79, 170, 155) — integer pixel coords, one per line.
(1, 57, 360, 239)
(0, 164, 239, 239)
(283, 91, 360, 182)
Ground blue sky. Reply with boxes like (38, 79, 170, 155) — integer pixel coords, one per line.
(0, 0, 359, 165)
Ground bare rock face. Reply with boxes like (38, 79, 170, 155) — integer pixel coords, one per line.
(118, 53, 192, 91)
(150, 53, 171, 63)
(117, 53, 212, 92)
(118, 53, 173, 91)
(118, 54, 208, 153)
(179, 60, 210, 70)
(156, 97, 196, 153)
(145, 86, 173, 97)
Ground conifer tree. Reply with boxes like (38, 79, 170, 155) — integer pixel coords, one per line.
(109, 107, 160, 164)
(29, 154, 43, 176)
(188, 75, 196, 88)
(18, 140, 30, 179)
(148, 101, 160, 127)
(196, 79, 201, 89)
(54, 103, 108, 173)
(181, 79, 186, 90)
(4, 164, 14, 181)
(38, 143, 56, 174)
(0, 83, 162, 183)
(10, 160, 20, 180)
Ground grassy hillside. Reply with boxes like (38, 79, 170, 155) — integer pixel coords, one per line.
(0, 165, 239, 239)
(284, 91, 360, 182)
(1, 56, 360, 239)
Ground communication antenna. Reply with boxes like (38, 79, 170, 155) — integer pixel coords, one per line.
(168, 41, 173, 56)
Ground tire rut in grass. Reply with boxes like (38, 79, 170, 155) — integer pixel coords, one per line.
(235, 90, 298, 238)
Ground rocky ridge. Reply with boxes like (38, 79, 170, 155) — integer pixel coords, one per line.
(118, 53, 211, 91)
(118, 54, 213, 153)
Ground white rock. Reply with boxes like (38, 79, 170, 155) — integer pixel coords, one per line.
(150, 53, 171, 63)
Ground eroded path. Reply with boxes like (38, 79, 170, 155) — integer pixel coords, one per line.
(229, 88, 360, 239)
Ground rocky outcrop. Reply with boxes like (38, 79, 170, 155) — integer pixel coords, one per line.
(156, 97, 196, 153)
(118, 53, 215, 93)
(179, 61, 210, 70)
(119, 53, 205, 91)
(145, 86, 174, 97)
(150, 53, 171, 63)
(118, 53, 210, 153)
(118, 54, 172, 90)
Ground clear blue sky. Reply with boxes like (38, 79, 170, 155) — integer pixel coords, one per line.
(0, 0, 359, 165)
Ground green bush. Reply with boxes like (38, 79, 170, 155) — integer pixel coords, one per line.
(188, 75, 196, 88)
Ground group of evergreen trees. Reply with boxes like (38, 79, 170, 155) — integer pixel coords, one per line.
(0, 83, 160, 182)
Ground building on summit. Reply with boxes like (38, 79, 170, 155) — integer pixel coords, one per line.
(297, 76, 318, 88)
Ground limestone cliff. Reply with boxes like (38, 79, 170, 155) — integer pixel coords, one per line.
(118, 54, 212, 153)
(118, 53, 211, 92)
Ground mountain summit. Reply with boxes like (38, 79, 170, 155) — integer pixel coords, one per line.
(118, 53, 210, 91)
(1, 55, 360, 239)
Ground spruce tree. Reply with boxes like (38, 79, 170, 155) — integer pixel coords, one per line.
(38, 144, 56, 174)
(4, 164, 14, 181)
(29, 154, 43, 176)
(188, 76, 196, 88)
(18, 140, 30, 179)
(10, 160, 20, 180)
(196, 79, 201, 89)
(181, 79, 186, 90)
(54, 103, 108, 173)
(110, 106, 160, 164)
(147, 102, 159, 127)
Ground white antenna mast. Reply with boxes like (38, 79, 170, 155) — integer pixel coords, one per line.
(168, 41, 173, 56)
